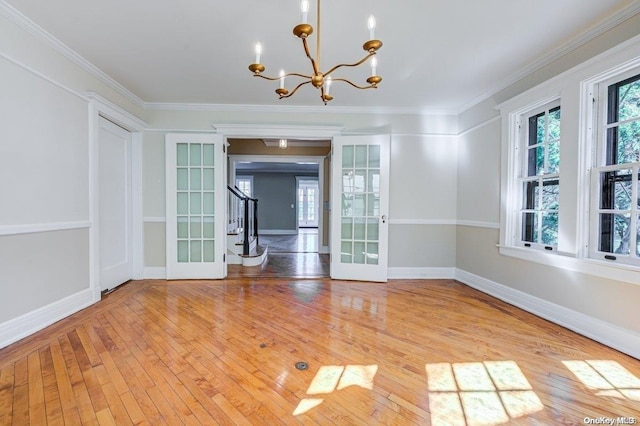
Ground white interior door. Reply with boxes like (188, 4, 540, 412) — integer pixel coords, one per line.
(298, 179, 319, 228)
(331, 134, 390, 282)
(166, 134, 226, 279)
(99, 117, 132, 291)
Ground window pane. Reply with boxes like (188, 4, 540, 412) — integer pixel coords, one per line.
(368, 169, 380, 193)
(353, 194, 366, 217)
(599, 213, 631, 254)
(341, 218, 353, 239)
(203, 144, 215, 166)
(177, 216, 188, 238)
(177, 241, 189, 262)
(177, 192, 188, 215)
(618, 78, 640, 122)
(203, 216, 214, 238)
(353, 170, 366, 192)
(368, 145, 380, 168)
(542, 179, 559, 210)
(203, 169, 214, 191)
(190, 240, 202, 262)
(177, 144, 188, 166)
(203, 240, 215, 262)
(354, 241, 366, 264)
(190, 144, 201, 166)
(548, 107, 561, 141)
(342, 146, 354, 168)
(522, 213, 538, 243)
(616, 121, 640, 164)
(522, 181, 539, 210)
(190, 217, 201, 238)
(203, 192, 214, 215)
(355, 146, 367, 168)
(548, 140, 560, 174)
(177, 168, 188, 190)
(341, 194, 353, 216)
(527, 146, 542, 176)
(354, 218, 366, 240)
(367, 219, 379, 241)
(541, 213, 558, 246)
(190, 169, 201, 191)
(366, 242, 379, 265)
(342, 171, 355, 193)
(190, 193, 201, 214)
(341, 241, 353, 263)
(600, 170, 632, 210)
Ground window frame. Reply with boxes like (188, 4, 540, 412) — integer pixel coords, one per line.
(235, 175, 254, 198)
(588, 69, 640, 266)
(517, 102, 561, 252)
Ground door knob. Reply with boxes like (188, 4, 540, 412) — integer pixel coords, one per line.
(381, 215, 387, 224)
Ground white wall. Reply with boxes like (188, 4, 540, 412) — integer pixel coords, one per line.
(141, 110, 459, 273)
(456, 21, 640, 358)
(0, 9, 143, 347)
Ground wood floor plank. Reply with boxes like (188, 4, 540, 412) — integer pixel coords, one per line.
(0, 278, 639, 424)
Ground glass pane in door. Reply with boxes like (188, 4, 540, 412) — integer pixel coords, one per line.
(340, 145, 379, 265)
(176, 142, 216, 263)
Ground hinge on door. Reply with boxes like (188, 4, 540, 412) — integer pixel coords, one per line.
(223, 144, 226, 153)
(223, 253, 226, 262)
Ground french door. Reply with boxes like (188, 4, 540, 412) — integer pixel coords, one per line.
(331, 135, 390, 282)
(166, 134, 226, 279)
(298, 179, 319, 228)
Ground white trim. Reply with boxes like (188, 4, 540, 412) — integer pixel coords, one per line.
(0, 1, 145, 108)
(455, 268, 640, 360)
(0, 51, 87, 101)
(498, 245, 640, 286)
(89, 95, 146, 301)
(457, 220, 500, 229)
(456, 3, 640, 114)
(0, 288, 94, 349)
(388, 267, 455, 279)
(147, 102, 457, 116)
(143, 267, 167, 279)
(213, 123, 344, 139)
(259, 229, 298, 235)
(457, 115, 501, 137)
(144, 217, 167, 223)
(0, 221, 90, 236)
(389, 219, 457, 226)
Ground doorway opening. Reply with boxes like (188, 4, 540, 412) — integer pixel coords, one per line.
(226, 138, 330, 278)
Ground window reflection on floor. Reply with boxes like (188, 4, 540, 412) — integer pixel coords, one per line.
(563, 360, 640, 400)
(426, 361, 543, 426)
(293, 364, 379, 415)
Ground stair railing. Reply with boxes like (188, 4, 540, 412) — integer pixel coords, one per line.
(227, 185, 259, 256)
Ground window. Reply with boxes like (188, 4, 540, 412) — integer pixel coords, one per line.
(591, 72, 640, 265)
(518, 103, 561, 250)
(235, 176, 253, 198)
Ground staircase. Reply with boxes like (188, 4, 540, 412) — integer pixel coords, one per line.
(227, 186, 268, 267)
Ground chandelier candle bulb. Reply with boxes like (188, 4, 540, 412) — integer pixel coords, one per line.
(254, 43, 262, 64)
(325, 75, 332, 95)
(371, 57, 377, 76)
(368, 15, 376, 40)
(301, 0, 310, 24)
(279, 70, 285, 89)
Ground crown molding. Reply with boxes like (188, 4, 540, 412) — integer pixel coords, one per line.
(454, 1, 640, 114)
(0, 0, 145, 108)
(144, 101, 456, 116)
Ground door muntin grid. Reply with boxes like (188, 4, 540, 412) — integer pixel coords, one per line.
(176, 143, 216, 263)
(340, 144, 380, 265)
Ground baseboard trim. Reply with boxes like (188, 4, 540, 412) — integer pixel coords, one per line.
(0, 288, 95, 349)
(454, 268, 640, 359)
(144, 267, 167, 279)
(388, 267, 455, 279)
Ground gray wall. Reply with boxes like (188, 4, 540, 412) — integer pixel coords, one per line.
(237, 172, 318, 232)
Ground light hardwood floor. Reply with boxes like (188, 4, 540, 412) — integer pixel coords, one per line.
(0, 278, 638, 425)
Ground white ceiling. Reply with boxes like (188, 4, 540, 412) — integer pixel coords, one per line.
(5, 0, 640, 113)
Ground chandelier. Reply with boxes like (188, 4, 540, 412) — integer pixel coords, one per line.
(248, 0, 382, 105)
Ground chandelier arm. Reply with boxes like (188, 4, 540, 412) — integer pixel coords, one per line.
(301, 37, 321, 75)
(279, 80, 312, 99)
(324, 53, 375, 78)
(330, 78, 377, 90)
(253, 72, 312, 81)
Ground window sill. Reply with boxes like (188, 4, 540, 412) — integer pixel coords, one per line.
(497, 244, 640, 286)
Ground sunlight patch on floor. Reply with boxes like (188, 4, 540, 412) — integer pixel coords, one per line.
(563, 360, 640, 401)
(426, 361, 543, 426)
(294, 364, 379, 415)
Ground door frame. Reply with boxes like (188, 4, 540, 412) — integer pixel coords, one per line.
(229, 155, 325, 253)
(296, 177, 320, 229)
(88, 93, 146, 302)
(214, 123, 343, 257)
